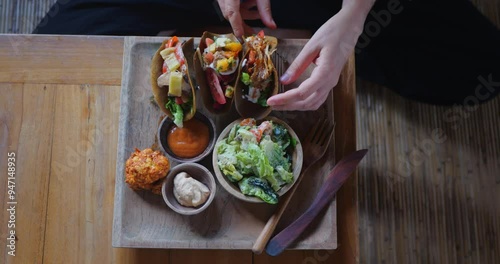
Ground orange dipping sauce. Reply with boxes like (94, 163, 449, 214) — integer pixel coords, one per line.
(167, 119, 209, 158)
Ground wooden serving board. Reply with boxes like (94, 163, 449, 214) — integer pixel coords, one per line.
(112, 36, 337, 250)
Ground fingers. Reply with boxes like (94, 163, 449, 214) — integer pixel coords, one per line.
(256, 0, 277, 29)
(219, 0, 276, 37)
(270, 84, 332, 111)
(222, 0, 245, 37)
(280, 42, 320, 85)
(268, 65, 339, 111)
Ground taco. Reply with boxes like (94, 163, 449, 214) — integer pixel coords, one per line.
(194, 32, 243, 113)
(151, 36, 196, 128)
(235, 31, 278, 119)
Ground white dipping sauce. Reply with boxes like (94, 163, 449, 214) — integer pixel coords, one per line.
(173, 172, 210, 207)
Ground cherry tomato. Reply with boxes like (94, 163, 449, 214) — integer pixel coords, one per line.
(250, 128, 263, 142)
(257, 30, 265, 38)
(175, 97, 183, 105)
(205, 38, 214, 48)
(204, 52, 214, 64)
(166, 36, 178, 48)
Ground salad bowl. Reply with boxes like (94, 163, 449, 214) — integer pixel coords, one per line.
(212, 117, 303, 203)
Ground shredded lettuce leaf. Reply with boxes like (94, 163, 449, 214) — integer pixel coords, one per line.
(217, 140, 243, 182)
(165, 98, 184, 128)
(241, 72, 251, 86)
(257, 87, 270, 107)
(260, 137, 291, 171)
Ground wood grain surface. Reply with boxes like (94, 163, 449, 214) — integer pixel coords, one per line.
(357, 81, 500, 264)
(0, 34, 123, 85)
(0, 35, 357, 263)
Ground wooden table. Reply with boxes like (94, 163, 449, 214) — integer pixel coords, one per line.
(0, 34, 357, 264)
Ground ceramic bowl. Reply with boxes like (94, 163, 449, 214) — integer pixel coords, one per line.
(158, 111, 216, 163)
(161, 163, 216, 215)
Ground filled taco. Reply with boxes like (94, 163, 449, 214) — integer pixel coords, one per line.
(194, 32, 243, 113)
(234, 31, 278, 119)
(151, 36, 196, 128)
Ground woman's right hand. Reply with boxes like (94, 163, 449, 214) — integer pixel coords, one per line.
(217, 0, 277, 37)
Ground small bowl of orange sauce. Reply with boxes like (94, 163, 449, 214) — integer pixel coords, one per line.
(158, 112, 216, 163)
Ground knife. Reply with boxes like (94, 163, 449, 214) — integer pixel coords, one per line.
(265, 149, 368, 256)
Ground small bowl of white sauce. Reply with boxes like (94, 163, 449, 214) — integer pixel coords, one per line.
(161, 163, 216, 215)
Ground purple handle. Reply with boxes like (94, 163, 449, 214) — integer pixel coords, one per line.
(266, 149, 368, 256)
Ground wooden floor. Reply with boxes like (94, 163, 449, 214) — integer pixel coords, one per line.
(1, 0, 499, 263)
(357, 82, 500, 263)
(356, 1, 500, 262)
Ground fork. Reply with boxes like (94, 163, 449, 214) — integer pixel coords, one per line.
(252, 119, 335, 254)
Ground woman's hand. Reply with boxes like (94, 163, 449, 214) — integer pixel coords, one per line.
(217, 0, 277, 37)
(267, 1, 373, 111)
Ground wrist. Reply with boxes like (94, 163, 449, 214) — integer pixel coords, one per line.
(341, 0, 375, 21)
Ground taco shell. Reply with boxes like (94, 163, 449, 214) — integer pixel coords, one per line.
(151, 37, 196, 121)
(235, 35, 279, 120)
(194, 31, 242, 114)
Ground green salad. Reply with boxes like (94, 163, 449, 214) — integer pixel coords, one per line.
(217, 118, 297, 204)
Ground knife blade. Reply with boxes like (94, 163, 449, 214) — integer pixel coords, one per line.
(265, 149, 368, 256)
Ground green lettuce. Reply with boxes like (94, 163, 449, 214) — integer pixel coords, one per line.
(217, 140, 243, 182)
(241, 72, 251, 86)
(216, 120, 297, 202)
(238, 176, 278, 204)
(165, 98, 184, 128)
(260, 137, 290, 171)
(276, 166, 294, 183)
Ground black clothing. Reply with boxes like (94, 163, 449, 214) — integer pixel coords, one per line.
(35, 0, 500, 105)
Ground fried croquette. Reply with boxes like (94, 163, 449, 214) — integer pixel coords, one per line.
(125, 148, 170, 194)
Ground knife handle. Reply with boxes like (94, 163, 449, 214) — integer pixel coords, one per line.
(265, 173, 342, 255)
(266, 149, 368, 256)
(252, 165, 314, 254)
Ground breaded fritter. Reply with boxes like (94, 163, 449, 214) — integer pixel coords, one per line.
(125, 148, 170, 194)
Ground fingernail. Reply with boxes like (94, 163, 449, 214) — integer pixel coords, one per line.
(280, 73, 290, 83)
(271, 19, 277, 28)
